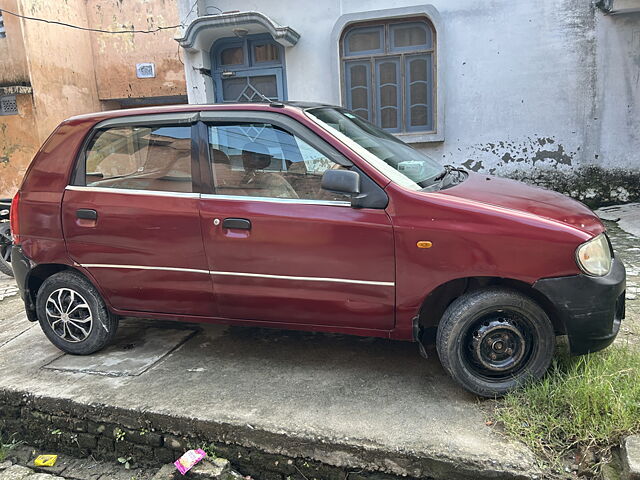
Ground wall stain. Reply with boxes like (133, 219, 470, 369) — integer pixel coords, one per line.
(507, 165, 640, 208)
(467, 136, 577, 171)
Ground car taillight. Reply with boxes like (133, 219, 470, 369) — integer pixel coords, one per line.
(10, 191, 20, 245)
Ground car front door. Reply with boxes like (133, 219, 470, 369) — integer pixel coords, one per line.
(197, 112, 395, 331)
(62, 115, 215, 317)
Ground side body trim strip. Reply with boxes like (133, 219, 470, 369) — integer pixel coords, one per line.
(80, 263, 394, 287)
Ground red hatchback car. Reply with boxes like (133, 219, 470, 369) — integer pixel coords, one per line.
(10, 103, 625, 396)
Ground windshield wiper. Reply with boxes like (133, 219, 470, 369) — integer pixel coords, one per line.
(433, 164, 454, 182)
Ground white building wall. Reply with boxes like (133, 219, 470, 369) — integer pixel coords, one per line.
(179, 0, 640, 204)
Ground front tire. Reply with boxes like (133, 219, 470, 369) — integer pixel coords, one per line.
(436, 288, 555, 397)
(36, 271, 118, 355)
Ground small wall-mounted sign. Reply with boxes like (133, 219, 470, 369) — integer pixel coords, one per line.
(136, 63, 156, 79)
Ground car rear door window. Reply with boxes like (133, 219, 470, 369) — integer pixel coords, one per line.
(207, 123, 349, 201)
(84, 125, 193, 193)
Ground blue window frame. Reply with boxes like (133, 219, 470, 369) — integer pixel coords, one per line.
(345, 60, 372, 121)
(341, 18, 436, 133)
(211, 34, 287, 103)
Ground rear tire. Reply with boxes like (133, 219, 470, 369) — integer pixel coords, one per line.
(36, 271, 118, 355)
(0, 223, 13, 277)
(436, 288, 555, 397)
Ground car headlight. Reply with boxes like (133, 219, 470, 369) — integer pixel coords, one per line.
(576, 233, 612, 276)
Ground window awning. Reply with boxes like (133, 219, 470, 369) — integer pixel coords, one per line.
(176, 11, 300, 52)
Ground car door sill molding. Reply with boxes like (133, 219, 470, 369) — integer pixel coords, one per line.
(80, 264, 394, 286)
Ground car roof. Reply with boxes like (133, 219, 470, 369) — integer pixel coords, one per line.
(65, 102, 336, 124)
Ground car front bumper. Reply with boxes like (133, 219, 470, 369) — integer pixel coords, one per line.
(533, 256, 626, 355)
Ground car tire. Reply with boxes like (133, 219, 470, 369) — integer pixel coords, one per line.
(436, 287, 555, 398)
(36, 271, 118, 355)
(0, 222, 13, 277)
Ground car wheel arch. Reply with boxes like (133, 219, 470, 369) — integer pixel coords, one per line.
(25, 264, 113, 321)
(416, 276, 566, 343)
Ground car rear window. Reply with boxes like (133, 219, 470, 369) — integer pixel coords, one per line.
(84, 125, 193, 193)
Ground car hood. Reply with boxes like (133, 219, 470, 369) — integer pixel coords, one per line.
(438, 172, 604, 236)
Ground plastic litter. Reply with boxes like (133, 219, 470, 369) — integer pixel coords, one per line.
(174, 449, 207, 475)
(34, 455, 58, 467)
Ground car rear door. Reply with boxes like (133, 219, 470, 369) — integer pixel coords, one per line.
(197, 111, 396, 332)
(62, 113, 215, 317)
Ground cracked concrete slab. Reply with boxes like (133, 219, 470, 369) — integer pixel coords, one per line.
(597, 202, 640, 237)
(43, 326, 196, 377)
(0, 312, 540, 479)
(0, 311, 34, 349)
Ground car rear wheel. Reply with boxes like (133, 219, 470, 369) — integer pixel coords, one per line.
(36, 271, 118, 355)
(0, 223, 13, 277)
(436, 288, 555, 397)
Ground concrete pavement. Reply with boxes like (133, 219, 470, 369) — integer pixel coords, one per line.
(0, 309, 539, 479)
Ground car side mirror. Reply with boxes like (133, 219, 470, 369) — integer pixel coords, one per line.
(321, 169, 360, 196)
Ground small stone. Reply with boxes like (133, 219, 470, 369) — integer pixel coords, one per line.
(0, 461, 12, 471)
(0, 465, 33, 480)
(151, 464, 176, 480)
(163, 435, 185, 450)
(189, 458, 230, 478)
(601, 462, 621, 480)
(622, 435, 640, 480)
(153, 447, 176, 464)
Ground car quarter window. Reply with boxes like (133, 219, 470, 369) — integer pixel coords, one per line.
(83, 125, 193, 192)
(207, 123, 350, 201)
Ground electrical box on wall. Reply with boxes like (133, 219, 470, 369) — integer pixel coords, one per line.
(136, 63, 156, 79)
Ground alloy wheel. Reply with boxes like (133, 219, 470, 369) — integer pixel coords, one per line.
(45, 288, 93, 343)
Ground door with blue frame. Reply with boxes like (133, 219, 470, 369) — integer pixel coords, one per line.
(212, 34, 287, 103)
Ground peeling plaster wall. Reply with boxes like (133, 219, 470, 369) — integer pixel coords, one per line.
(184, 0, 639, 205)
(0, 94, 38, 197)
(0, 0, 30, 86)
(86, 0, 187, 101)
(19, 0, 101, 142)
(0, 0, 187, 197)
(594, 10, 640, 171)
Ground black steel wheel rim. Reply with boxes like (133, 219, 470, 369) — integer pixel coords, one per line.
(462, 309, 536, 380)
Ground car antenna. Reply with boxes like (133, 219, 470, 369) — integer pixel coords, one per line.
(254, 91, 272, 103)
(253, 91, 285, 107)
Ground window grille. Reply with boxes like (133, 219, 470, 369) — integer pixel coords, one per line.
(0, 96, 18, 116)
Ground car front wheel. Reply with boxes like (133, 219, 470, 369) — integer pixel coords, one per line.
(436, 288, 555, 397)
(36, 271, 118, 355)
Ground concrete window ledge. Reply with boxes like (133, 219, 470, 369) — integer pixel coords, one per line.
(395, 131, 445, 144)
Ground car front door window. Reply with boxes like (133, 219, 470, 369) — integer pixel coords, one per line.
(207, 123, 350, 202)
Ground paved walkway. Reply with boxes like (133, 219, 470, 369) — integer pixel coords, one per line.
(0, 464, 62, 480)
(601, 219, 640, 345)
(0, 274, 17, 302)
(0, 449, 158, 480)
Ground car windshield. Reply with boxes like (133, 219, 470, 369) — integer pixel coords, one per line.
(306, 107, 445, 189)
